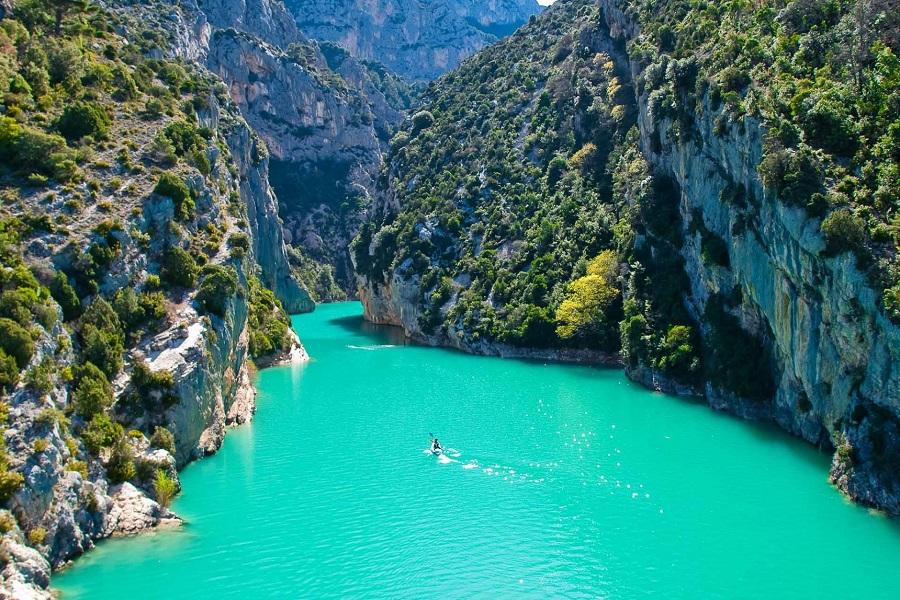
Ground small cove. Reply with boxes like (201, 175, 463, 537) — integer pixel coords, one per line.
(55, 301, 900, 598)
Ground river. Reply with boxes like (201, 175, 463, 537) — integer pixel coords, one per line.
(55, 301, 900, 598)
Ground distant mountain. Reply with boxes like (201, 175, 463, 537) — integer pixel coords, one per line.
(284, 0, 543, 80)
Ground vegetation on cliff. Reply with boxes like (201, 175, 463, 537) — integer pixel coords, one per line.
(0, 0, 296, 562)
(354, 0, 702, 379)
(618, 0, 899, 318)
(356, 0, 898, 398)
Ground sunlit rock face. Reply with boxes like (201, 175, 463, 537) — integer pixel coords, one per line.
(284, 0, 543, 80)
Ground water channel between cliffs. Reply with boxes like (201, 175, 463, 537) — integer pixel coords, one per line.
(55, 302, 900, 599)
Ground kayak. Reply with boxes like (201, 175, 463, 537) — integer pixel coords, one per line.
(431, 447, 443, 455)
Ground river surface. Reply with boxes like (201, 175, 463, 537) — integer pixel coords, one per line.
(55, 302, 900, 598)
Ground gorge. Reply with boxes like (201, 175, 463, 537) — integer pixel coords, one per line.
(54, 303, 900, 598)
(0, 0, 898, 597)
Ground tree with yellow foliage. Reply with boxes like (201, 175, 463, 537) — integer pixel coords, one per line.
(555, 250, 620, 340)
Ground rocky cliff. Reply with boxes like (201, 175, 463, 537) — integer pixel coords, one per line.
(0, 1, 311, 597)
(596, 0, 900, 516)
(146, 0, 415, 298)
(284, 0, 543, 80)
(355, 0, 900, 514)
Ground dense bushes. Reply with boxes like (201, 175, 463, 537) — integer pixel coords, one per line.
(247, 278, 292, 359)
(149, 426, 176, 454)
(106, 438, 136, 483)
(131, 358, 174, 407)
(411, 110, 434, 133)
(55, 101, 111, 142)
(49, 272, 81, 321)
(757, 145, 823, 209)
(81, 413, 122, 455)
(356, 0, 636, 350)
(153, 173, 194, 221)
(703, 296, 775, 402)
(195, 264, 238, 317)
(0, 442, 24, 503)
(0, 318, 34, 369)
(111, 288, 165, 340)
(821, 208, 866, 256)
(78, 298, 125, 378)
(0, 116, 77, 180)
(161, 246, 198, 288)
(0, 351, 19, 393)
(72, 362, 113, 419)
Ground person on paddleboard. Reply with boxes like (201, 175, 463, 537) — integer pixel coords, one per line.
(431, 438, 443, 453)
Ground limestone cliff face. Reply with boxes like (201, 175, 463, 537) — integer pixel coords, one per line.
(197, 0, 302, 47)
(206, 29, 384, 291)
(220, 108, 315, 314)
(284, 0, 542, 80)
(0, 5, 313, 596)
(150, 0, 411, 296)
(596, 0, 900, 514)
(357, 0, 900, 514)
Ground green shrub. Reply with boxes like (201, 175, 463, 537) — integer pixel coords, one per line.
(0, 350, 19, 392)
(0, 317, 34, 369)
(161, 120, 204, 156)
(0, 446, 23, 503)
(546, 155, 568, 186)
(106, 438, 136, 483)
(153, 173, 194, 221)
(25, 358, 54, 394)
(49, 271, 81, 321)
(195, 264, 238, 317)
(66, 460, 89, 478)
(884, 284, 900, 323)
(46, 37, 82, 83)
(132, 358, 174, 394)
(0, 512, 15, 534)
(821, 208, 866, 256)
(153, 469, 177, 508)
(56, 101, 111, 142)
(149, 426, 176, 455)
(72, 362, 113, 419)
(0, 116, 77, 180)
(82, 413, 122, 455)
(0, 288, 43, 327)
(653, 325, 698, 376)
(227, 233, 250, 258)
(411, 110, 434, 133)
(801, 96, 858, 157)
(161, 246, 198, 289)
(79, 299, 124, 378)
(81, 324, 123, 378)
(111, 288, 165, 337)
(758, 145, 823, 208)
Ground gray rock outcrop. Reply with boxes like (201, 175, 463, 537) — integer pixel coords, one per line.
(284, 0, 543, 80)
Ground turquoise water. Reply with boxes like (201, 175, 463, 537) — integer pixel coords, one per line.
(56, 302, 900, 598)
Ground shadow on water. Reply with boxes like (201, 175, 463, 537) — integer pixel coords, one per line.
(327, 314, 411, 346)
